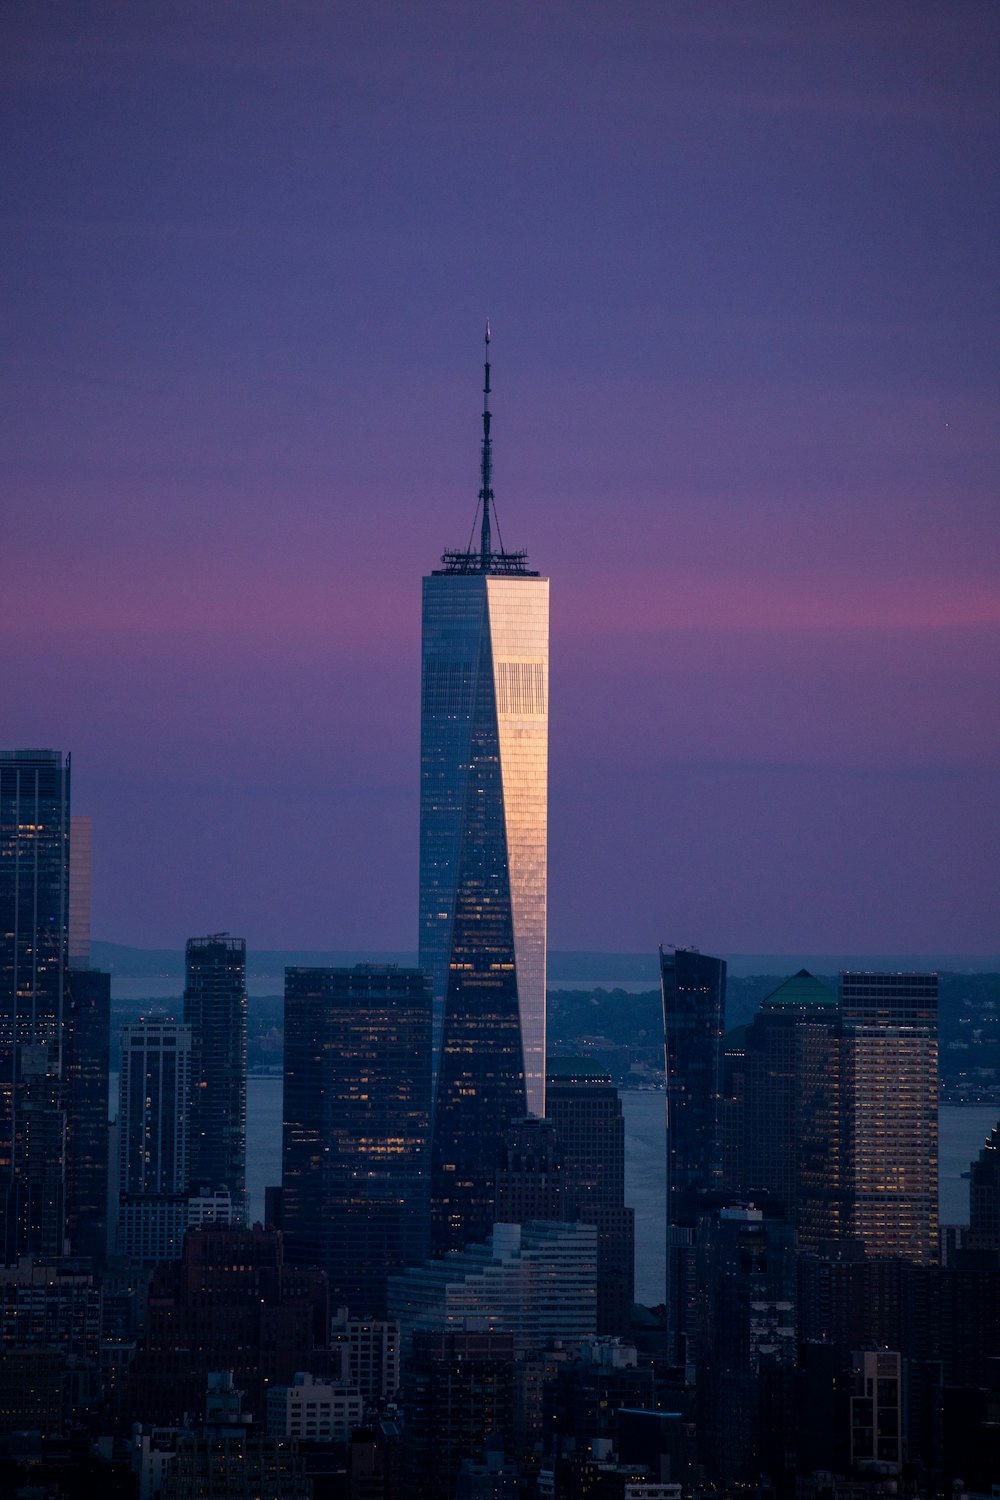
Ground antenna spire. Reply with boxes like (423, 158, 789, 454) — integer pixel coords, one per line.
(479, 320, 493, 569)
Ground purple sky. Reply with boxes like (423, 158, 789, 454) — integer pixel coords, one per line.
(3, 2, 998, 954)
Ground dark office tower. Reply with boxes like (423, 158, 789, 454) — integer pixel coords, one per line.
(728, 970, 844, 1250)
(694, 1206, 797, 1489)
(282, 965, 431, 1315)
(969, 1123, 1000, 1252)
(402, 1329, 517, 1500)
(660, 945, 726, 1223)
(423, 331, 549, 1256)
(546, 1061, 635, 1336)
(64, 966, 110, 1266)
(840, 972, 938, 1264)
(494, 1115, 562, 1225)
(68, 815, 91, 967)
(184, 934, 248, 1221)
(660, 945, 725, 1357)
(0, 749, 70, 1263)
(129, 1224, 330, 1425)
(117, 1020, 192, 1263)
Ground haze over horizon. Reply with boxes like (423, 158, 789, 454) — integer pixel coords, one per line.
(4, 3, 997, 955)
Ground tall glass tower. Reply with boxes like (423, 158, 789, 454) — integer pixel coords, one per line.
(184, 934, 248, 1223)
(0, 749, 70, 1262)
(422, 329, 549, 1254)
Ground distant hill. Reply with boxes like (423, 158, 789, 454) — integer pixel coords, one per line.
(92, 940, 1000, 981)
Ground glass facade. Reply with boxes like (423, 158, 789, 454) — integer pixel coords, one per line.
(660, 945, 726, 1225)
(0, 749, 70, 1263)
(184, 933, 248, 1222)
(840, 971, 939, 1264)
(282, 965, 432, 1315)
(421, 571, 549, 1254)
(117, 1020, 192, 1263)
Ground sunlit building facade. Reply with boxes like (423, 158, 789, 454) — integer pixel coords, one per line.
(422, 330, 549, 1254)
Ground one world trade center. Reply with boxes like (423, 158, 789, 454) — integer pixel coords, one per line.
(420, 328, 549, 1254)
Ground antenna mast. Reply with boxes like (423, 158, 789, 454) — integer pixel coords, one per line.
(479, 321, 493, 568)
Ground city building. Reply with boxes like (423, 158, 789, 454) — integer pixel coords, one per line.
(422, 329, 549, 1254)
(331, 1307, 402, 1404)
(694, 1206, 797, 1488)
(388, 1219, 597, 1357)
(659, 945, 726, 1357)
(184, 933, 248, 1222)
(494, 1115, 562, 1225)
(129, 1223, 329, 1424)
(65, 965, 111, 1266)
(723, 970, 843, 1250)
(659, 945, 727, 1224)
(402, 1328, 517, 1500)
(968, 1121, 1000, 1252)
(266, 1370, 364, 1443)
(840, 972, 938, 1263)
(116, 1020, 192, 1263)
(282, 965, 431, 1314)
(0, 749, 71, 1263)
(546, 1062, 635, 1337)
(68, 813, 92, 966)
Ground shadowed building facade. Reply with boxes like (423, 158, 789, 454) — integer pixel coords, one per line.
(660, 945, 726, 1358)
(282, 965, 431, 1314)
(65, 966, 110, 1266)
(0, 750, 71, 1263)
(184, 933, 248, 1222)
(722, 969, 844, 1250)
(546, 1061, 635, 1337)
(422, 331, 549, 1255)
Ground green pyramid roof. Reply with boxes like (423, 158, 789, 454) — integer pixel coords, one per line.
(761, 968, 837, 1009)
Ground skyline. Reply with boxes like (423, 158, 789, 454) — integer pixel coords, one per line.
(3, 3, 998, 955)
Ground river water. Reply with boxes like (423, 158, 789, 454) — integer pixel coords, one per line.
(245, 1077, 996, 1307)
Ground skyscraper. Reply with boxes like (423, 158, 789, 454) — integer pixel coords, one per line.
(840, 971, 938, 1263)
(546, 1061, 635, 1336)
(65, 966, 111, 1267)
(117, 1020, 192, 1263)
(422, 329, 549, 1254)
(184, 933, 248, 1221)
(659, 945, 727, 1227)
(0, 749, 71, 1262)
(660, 944, 726, 1359)
(68, 814, 92, 967)
(282, 965, 431, 1314)
(723, 969, 843, 1250)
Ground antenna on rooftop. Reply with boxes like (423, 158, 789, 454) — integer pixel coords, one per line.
(479, 320, 493, 569)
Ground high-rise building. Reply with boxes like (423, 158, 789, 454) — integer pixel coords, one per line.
(65, 966, 111, 1266)
(660, 944, 726, 1358)
(840, 971, 938, 1263)
(968, 1122, 1000, 1253)
(659, 945, 727, 1224)
(129, 1223, 329, 1425)
(184, 933, 248, 1221)
(546, 1061, 635, 1337)
(68, 814, 92, 967)
(422, 329, 549, 1255)
(0, 749, 71, 1263)
(694, 1206, 797, 1488)
(116, 1020, 192, 1263)
(723, 970, 843, 1250)
(282, 965, 431, 1314)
